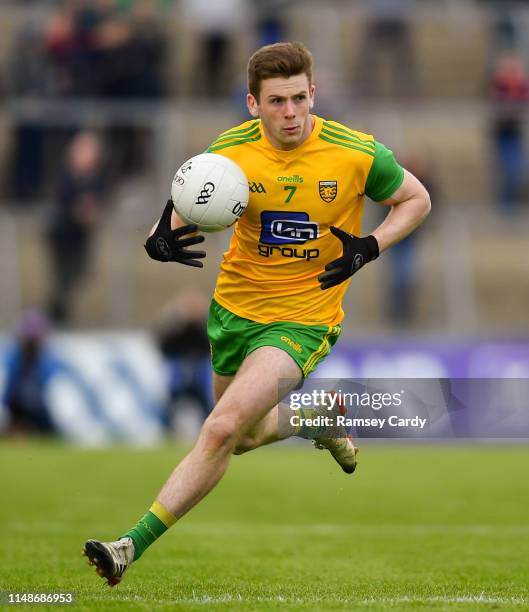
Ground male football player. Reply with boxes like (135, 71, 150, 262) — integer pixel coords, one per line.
(83, 41, 430, 585)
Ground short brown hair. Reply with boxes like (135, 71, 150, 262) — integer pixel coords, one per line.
(247, 41, 314, 100)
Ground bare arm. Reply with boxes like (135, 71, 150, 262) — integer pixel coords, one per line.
(371, 169, 431, 253)
(149, 208, 187, 237)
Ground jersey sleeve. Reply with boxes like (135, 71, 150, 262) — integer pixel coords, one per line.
(364, 141, 405, 201)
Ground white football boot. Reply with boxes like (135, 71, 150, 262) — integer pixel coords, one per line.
(83, 537, 135, 587)
(312, 392, 358, 474)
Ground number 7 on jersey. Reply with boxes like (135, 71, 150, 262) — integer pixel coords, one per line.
(283, 185, 297, 203)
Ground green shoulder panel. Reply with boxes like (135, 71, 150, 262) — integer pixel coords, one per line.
(364, 141, 404, 201)
(319, 121, 375, 156)
(206, 120, 261, 153)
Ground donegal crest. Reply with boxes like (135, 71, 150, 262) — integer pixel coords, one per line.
(319, 181, 337, 203)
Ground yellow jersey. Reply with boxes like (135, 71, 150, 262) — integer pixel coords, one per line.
(206, 114, 404, 326)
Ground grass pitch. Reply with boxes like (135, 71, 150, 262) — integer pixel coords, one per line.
(1, 440, 529, 611)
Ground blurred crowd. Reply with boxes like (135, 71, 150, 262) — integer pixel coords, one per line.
(7, 0, 167, 100)
(3, 1, 529, 200)
(5, 1, 529, 207)
(6, 0, 167, 203)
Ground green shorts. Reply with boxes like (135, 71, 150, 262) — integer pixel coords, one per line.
(207, 299, 341, 378)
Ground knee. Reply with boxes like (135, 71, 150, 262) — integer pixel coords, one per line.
(200, 414, 240, 455)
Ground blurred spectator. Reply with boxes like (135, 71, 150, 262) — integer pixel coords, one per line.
(155, 290, 213, 427)
(179, 0, 247, 97)
(2, 310, 57, 435)
(386, 153, 437, 325)
(45, 131, 107, 324)
(126, 1, 167, 99)
(354, 0, 420, 99)
(480, 0, 529, 55)
(6, 23, 49, 96)
(489, 51, 529, 213)
(95, 0, 168, 173)
(95, 3, 167, 99)
(43, 0, 84, 97)
(5, 24, 49, 201)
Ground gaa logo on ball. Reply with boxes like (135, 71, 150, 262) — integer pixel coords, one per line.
(195, 182, 216, 205)
(171, 153, 249, 232)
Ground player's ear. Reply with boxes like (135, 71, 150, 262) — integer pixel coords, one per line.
(246, 93, 259, 118)
(309, 83, 315, 109)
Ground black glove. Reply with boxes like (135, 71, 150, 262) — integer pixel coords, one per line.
(318, 226, 379, 290)
(144, 200, 206, 267)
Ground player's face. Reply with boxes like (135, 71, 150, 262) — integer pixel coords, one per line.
(247, 74, 315, 151)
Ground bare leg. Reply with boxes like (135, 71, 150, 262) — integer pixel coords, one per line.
(157, 346, 301, 519)
(232, 404, 296, 454)
(212, 372, 234, 404)
(212, 371, 297, 455)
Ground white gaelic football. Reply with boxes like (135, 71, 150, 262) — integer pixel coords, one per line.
(171, 153, 249, 232)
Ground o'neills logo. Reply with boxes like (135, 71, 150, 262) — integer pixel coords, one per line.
(280, 336, 303, 353)
(277, 174, 304, 183)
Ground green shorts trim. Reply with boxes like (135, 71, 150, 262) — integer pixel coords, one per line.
(207, 299, 341, 378)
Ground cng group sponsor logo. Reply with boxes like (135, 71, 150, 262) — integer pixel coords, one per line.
(260, 211, 319, 244)
(271, 219, 318, 242)
(258, 211, 320, 260)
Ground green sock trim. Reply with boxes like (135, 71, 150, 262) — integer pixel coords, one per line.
(120, 511, 168, 561)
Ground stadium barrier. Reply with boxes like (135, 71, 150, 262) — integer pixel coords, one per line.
(1, 334, 528, 443)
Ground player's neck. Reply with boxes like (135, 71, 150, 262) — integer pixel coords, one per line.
(297, 115, 315, 148)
